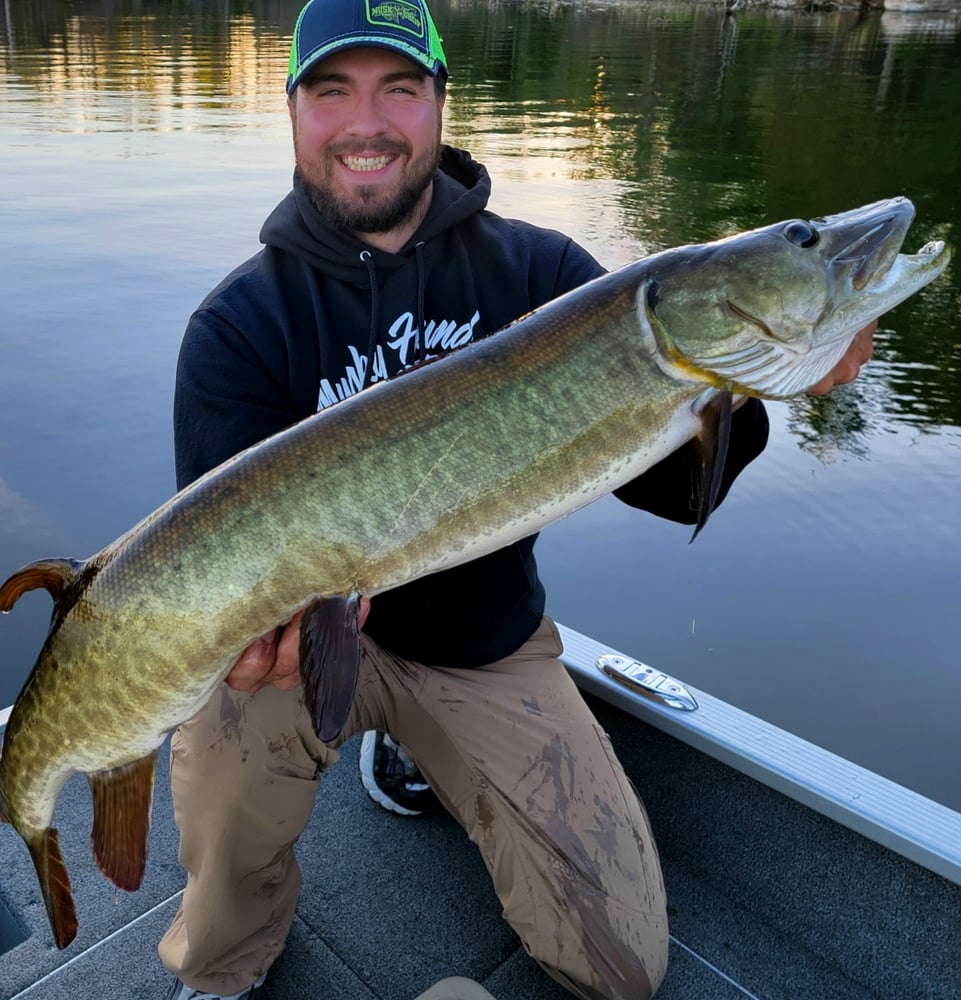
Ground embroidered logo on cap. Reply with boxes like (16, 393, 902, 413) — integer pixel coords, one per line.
(367, 0, 425, 39)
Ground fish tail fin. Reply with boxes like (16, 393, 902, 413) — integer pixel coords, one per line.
(0, 557, 86, 611)
(87, 750, 157, 891)
(27, 828, 79, 949)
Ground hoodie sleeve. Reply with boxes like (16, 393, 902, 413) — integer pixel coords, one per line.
(613, 397, 770, 523)
(174, 304, 301, 490)
(552, 237, 607, 296)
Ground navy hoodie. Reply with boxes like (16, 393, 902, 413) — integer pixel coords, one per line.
(174, 145, 768, 668)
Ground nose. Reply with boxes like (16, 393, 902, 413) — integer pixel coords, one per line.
(344, 93, 388, 138)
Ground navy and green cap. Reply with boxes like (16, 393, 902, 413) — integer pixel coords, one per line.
(286, 0, 448, 94)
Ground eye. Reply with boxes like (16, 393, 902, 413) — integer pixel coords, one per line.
(784, 220, 819, 248)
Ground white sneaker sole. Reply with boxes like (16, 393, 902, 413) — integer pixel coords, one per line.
(358, 731, 424, 817)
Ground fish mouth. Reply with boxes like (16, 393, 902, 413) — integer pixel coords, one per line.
(868, 238, 949, 298)
(819, 196, 915, 291)
(724, 235, 950, 399)
(817, 198, 951, 306)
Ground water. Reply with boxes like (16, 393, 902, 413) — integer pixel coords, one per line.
(1, 0, 959, 810)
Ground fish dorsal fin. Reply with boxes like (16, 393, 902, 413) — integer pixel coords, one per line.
(299, 594, 362, 742)
(26, 827, 79, 949)
(0, 558, 85, 611)
(87, 750, 158, 892)
(690, 389, 734, 542)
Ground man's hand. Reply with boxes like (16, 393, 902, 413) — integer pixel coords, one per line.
(805, 321, 876, 396)
(226, 597, 371, 694)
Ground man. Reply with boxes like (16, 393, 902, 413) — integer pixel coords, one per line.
(162, 1, 876, 997)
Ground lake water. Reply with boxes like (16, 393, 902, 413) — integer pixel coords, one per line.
(1, 0, 959, 811)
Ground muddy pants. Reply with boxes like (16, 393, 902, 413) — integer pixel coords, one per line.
(158, 618, 669, 999)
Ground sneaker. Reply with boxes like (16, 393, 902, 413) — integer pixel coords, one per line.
(359, 731, 439, 816)
(165, 971, 267, 1000)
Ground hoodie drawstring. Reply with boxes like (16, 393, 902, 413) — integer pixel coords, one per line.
(414, 242, 427, 365)
(359, 244, 429, 386)
(359, 250, 379, 390)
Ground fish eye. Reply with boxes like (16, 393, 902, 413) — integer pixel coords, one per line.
(784, 221, 819, 248)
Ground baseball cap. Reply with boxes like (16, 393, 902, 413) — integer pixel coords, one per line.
(286, 0, 449, 94)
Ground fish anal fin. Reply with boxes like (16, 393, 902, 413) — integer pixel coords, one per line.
(0, 558, 85, 611)
(27, 827, 79, 949)
(690, 389, 734, 542)
(87, 749, 157, 892)
(299, 594, 362, 743)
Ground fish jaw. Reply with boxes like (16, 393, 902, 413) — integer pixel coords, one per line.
(638, 197, 951, 400)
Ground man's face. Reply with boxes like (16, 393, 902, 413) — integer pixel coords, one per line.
(288, 47, 445, 236)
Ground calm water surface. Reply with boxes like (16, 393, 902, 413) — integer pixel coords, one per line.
(1, 0, 960, 810)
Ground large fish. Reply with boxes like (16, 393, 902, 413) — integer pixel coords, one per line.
(0, 196, 950, 948)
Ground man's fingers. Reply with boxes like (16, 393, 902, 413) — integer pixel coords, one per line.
(224, 599, 370, 695)
(806, 322, 876, 396)
(270, 672, 302, 691)
(225, 628, 280, 691)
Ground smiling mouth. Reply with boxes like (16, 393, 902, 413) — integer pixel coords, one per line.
(340, 154, 394, 172)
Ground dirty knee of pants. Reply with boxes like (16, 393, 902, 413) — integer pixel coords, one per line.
(533, 890, 668, 1000)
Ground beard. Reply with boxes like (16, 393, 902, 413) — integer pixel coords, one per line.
(296, 132, 442, 236)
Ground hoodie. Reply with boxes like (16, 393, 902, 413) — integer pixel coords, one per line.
(174, 146, 768, 668)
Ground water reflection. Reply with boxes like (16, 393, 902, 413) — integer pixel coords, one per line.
(1, 0, 959, 808)
(2, 5, 291, 133)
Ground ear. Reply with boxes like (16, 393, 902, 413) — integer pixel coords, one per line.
(287, 93, 297, 125)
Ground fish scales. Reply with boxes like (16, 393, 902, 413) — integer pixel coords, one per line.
(4, 271, 683, 826)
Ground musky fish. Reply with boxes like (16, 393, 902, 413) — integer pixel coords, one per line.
(0, 197, 950, 948)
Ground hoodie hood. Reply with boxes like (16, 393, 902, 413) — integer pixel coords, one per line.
(260, 146, 492, 285)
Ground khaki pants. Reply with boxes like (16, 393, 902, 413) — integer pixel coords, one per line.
(159, 618, 668, 999)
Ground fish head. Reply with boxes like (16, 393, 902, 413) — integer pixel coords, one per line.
(638, 196, 951, 398)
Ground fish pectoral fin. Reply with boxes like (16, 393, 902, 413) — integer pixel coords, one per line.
(299, 594, 362, 743)
(690, 389, 734, 542)
(87, 749, 157, 892)
(27, 827, 78, 949)
(0, 557, 85, 611)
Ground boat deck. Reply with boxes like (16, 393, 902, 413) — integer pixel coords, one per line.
(1, 630, 959, 1000)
